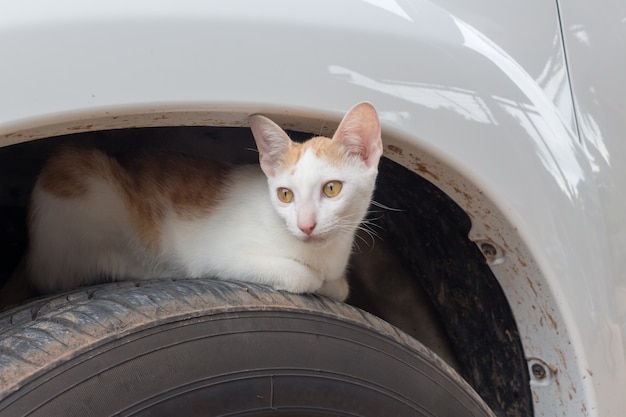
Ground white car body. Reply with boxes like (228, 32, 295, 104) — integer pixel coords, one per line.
(1, 1, 625, 416)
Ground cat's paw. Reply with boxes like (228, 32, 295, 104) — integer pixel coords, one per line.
(271, 262, 324, 295)
(316, 276, 349, 301)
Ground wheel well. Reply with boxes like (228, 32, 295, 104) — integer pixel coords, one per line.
(0, 125, 532, 416)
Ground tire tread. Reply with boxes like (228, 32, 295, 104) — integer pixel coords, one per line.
(0, 278, 482, 411)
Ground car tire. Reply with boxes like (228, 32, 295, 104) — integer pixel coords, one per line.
(0, 279, 494, 417)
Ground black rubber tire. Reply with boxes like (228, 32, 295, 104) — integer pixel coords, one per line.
(0, 279, 494, 417)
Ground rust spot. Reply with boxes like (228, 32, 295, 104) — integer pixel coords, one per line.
(452, 185, 473, 204)
(410, 158, 440, 181)
(556, 349, 567, 370)
(546, 312, 558, 330)
(526, 277, 539, 297)
(517, 255, 528, 267)
(386, 144, 403, 155)
(532, 391, 540, 403)
(67, 124, 94, 131)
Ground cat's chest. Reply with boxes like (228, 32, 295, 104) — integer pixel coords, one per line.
(164, 197, 351, 280)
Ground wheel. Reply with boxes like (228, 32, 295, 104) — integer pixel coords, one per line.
(0, 279, 494, 417)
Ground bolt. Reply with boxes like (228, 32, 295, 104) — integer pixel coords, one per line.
(531, 363, 547, 380)
(528, 359, 554, 386)
(480, 243, 498, 259)
(477, 241, 506, 266)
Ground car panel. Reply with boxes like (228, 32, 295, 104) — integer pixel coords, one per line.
(558, 0, 626, 372)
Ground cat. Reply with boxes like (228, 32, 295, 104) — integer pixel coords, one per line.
(20, 102, 383, 302)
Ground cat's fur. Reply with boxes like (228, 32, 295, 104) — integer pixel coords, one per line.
(22, 102, 382, 301)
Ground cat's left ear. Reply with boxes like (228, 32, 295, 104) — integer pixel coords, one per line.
(249, 114, 292, 177)
(333, 102, 383, 168)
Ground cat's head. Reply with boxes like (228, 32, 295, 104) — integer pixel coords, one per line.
(249, 102, 383, 244)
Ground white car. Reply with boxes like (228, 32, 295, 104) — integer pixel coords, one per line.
(1, 1, 625, 416)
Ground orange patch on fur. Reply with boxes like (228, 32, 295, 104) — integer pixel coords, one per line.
(279, 136, 347, 170)
(38, 147, 228, 252)
(38, 148, 110, 198)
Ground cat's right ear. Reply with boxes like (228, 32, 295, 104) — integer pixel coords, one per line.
(249, 115, 292, 177)
(332, 102, 383, 169)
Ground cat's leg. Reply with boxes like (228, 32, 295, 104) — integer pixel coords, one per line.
(317, 275, 349, 301)
(211, 255, 325, 295)
(26, 181, 143, 292)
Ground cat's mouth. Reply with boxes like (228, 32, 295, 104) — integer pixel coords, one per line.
(300, 234, 329, 245)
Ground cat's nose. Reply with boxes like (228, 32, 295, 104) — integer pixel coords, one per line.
(298, 221, 316, 236)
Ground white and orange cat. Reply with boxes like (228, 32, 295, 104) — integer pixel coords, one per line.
(22, 102, 382, 301)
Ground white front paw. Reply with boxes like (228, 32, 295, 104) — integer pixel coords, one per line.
(316, 276, 349, 301)
(273, 262, 323, 295)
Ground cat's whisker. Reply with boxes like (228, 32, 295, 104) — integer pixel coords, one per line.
(328, 214, 381, 248)
(360, 218, 384, 231)
(354, 228, 369, 250)
(352, 226, 378, 252)
(359, 223, 381, 242)
(371, 200, 404, 212)
(349, 218, 384, 238)
(330, 215, 383, 241)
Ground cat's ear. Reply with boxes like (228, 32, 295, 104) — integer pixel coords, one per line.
(333, 102, 383, 168)
(249, 115, 292, 177)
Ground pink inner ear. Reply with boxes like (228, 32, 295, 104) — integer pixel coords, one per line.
(333, 102, 383, 168)
(249, 115, 292, 177)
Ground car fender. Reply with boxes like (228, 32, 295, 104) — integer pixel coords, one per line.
(1, 1, 624, 415)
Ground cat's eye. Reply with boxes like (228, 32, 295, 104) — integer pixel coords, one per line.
(277, 187, 294, 203)
(322, 181, 343, 198)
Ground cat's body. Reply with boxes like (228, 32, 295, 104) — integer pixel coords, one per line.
(22, 103, 383, 301)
